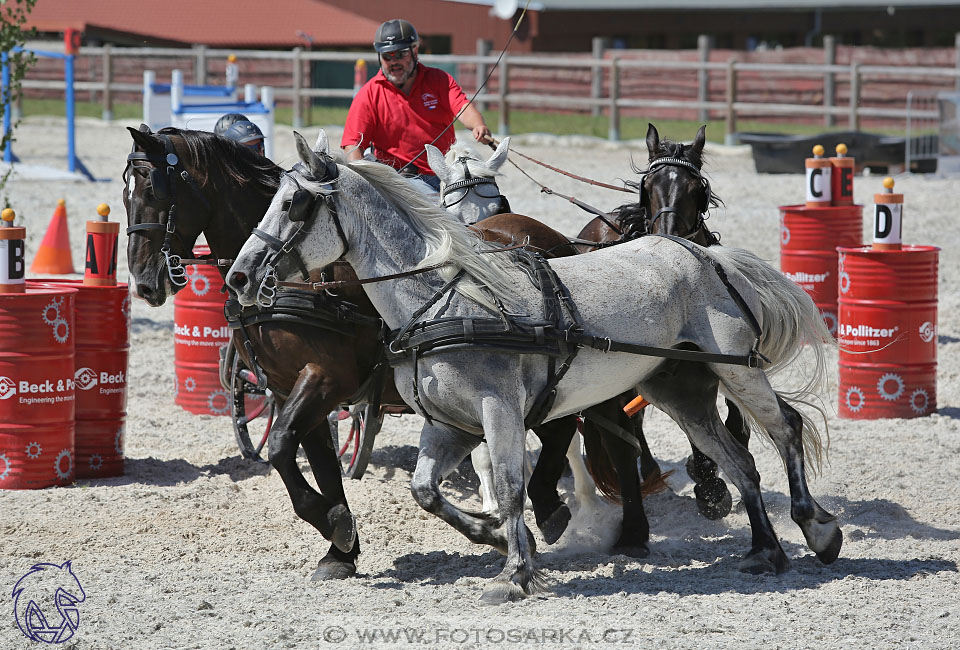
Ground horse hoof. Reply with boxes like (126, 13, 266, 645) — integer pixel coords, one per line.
(685, 454, 707, 484)
(329, 505, 357, 554)
(814, 525, 843, 565)
(480, 581, 527, 605)
(538, 505, 571, 545)
(738, 548, 789, 575)
(694, 477, 732, 520)
(612, 542, 650, 559)
(311, 559, 357, 581)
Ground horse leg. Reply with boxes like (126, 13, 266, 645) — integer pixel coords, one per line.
(410, 423, 513, 552)
(479, 402, 540, 603)
(718, 366, 842, 564)
(470, 442, 498, 514)
(528, 416, 576, 544)
(301, 423, 361, 580)
(582, 404, 650, 558)
(632, 407, 662, 482)
(724, 398, 751, 448)
(267, 366, 357, 559)
(639, 368, 790, 575)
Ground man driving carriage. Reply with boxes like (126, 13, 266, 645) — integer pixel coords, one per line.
(341, 19, 492, 192)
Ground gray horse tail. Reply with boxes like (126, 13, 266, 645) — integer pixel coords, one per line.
(704, 245, 833, 472)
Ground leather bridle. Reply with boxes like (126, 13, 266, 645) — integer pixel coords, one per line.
(639, 156, 714, 242)
(124, 133, 213, 287)
(440, 157, 511, 215)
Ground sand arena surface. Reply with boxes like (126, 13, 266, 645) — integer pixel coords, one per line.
(1, 117, 959, 649)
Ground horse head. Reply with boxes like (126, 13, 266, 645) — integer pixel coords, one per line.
(426, 138, 511, 224)
(226, 130, 344, 307)
(124, 125, 280, 306)
(631, 123, 721, 245)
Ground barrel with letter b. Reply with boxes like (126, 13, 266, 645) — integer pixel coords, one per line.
(0, 208, 77, 489)
(837, 178, 938, 419)
(173, 246, 232, 415)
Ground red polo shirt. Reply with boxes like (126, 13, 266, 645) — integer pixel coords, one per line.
(341, 65, 469, 176)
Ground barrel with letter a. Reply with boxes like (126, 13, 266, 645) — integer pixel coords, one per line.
(173, 246, 232, 415)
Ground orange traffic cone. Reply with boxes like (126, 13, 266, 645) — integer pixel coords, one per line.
(30, 198, 75, 274)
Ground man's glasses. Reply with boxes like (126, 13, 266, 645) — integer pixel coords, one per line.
(381, 49, 411, 62)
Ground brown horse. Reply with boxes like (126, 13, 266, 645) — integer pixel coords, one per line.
(122, 127, 649, 583)
(573, 123, 749, 520)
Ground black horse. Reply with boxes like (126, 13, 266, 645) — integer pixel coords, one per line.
(575, 123, 750, 519)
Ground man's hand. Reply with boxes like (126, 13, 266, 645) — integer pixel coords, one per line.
(472, 124, 492, 144)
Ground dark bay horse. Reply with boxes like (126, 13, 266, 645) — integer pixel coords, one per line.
(574, 123, 750, 520)
(122, 126, 650, 581)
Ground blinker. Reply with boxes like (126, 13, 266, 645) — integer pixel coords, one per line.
(283, 188, 315, 222)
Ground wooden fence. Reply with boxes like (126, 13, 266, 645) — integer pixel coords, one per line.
(14, 41, 960, 142)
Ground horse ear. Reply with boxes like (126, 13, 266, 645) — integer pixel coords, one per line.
(293, 130, 327, 178)
(693, 125, 706, 155)
(646, 123, 660, 160)
(127, 126, 159, 151)
(486, 137, 510, 173)
(425, 144, 453, 184)
(314, 130, 330, 155)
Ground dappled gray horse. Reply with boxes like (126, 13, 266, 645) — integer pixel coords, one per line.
(226, 131, 842, 603)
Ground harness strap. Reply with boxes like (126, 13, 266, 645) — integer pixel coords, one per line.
(580, 407, 643, 452)
(573, 332, 763, 368)
(252, 226, 311, 281)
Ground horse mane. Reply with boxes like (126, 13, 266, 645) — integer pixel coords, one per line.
(156, 127, 281, 198)
(323, 155, 516, 309)
(444, 141, 497, 179)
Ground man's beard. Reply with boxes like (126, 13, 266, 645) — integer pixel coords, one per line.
(384, 60, 415, 87)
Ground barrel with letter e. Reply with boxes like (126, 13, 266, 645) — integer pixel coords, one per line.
(779, 145, 863, 335)
(173, 246, 232, 415)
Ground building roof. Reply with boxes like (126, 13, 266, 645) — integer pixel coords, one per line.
(24, 0, 381, 48)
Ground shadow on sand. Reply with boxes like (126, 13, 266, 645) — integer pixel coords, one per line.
(72, 455, 272, 488)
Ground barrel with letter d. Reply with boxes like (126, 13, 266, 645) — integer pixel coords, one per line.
(837, 245, 938, 418)
(173, 246, 232, 415)
(0, 281, 77, 489)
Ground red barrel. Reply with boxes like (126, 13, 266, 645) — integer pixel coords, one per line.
(0, 286, 77, 489)
(779, 204, 863, 335)
(837, 245, 939, 419)
(37, 279, 129, 478)
(173, 246, 231, 415)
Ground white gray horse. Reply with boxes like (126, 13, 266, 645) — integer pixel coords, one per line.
(227, 131, 842, 603)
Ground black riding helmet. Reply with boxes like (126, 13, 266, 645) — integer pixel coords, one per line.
(222, 120, 265, 157)
(214, 112, 250, 136)
(374, 19, 419, 53)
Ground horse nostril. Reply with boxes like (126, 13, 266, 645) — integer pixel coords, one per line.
(230, 272, 248, 290)
(137, 284, 154, 300)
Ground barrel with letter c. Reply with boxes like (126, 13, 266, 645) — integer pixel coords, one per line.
(0, 285, 77, 489)
(173, 246, 232, 415)
(836, 245, 939, 419)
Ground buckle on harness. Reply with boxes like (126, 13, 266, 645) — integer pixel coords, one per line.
(748, 348, 769, 369)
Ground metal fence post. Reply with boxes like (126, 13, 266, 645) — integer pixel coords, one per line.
(608, 57, 620, 141)
(193, 44, 206, 85)
(849, 62, 861, 130)
(591, 36, 607, 118)
(102, 43, 113, 121)
(498, 56, 510, 136)
(292, 47, 303, 129)
(824, 35, 836, 127)
(697, 34, 711, 123)
(725, 59, 737, 144)
(476, 38, 492, 112)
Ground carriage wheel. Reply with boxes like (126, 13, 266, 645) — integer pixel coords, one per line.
(331, 404, 382, 480)
(230, 352, 274, 464)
